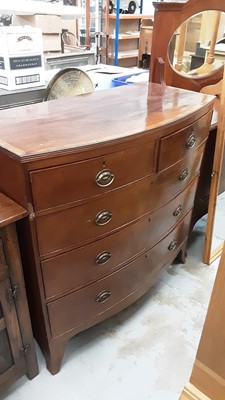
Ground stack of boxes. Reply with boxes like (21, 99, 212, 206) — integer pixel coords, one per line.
(0, 16, 77, 90)
(13, 15, 62, 53)
(12, 15, 77, 54)
(0, 26, 45, 90)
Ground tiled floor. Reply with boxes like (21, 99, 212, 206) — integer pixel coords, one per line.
(2, 218, 219, 400)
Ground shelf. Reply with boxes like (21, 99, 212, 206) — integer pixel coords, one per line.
(108, 50, 138, 59)
(109, 14, 153, 20)
(109, 33, 140, 40)
(106, 10, 153, 67)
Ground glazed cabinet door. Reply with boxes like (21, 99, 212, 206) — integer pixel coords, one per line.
(0, 278, 27, 387)
(0, 220, 38, 388)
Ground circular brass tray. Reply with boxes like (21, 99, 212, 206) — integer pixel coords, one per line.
(44, 67, 95, 101)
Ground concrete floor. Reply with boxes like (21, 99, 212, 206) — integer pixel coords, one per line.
(2, 218, 219, 400)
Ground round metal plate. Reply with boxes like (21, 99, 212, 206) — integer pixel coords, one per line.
(44, 67, 95, 101)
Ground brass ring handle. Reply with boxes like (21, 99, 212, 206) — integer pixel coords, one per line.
(95, 210, 112, 226)
(173, 204, 183, 217)
(95, 169, 115, 187)
(186, 133, 196, 149)
(95, 251, 112, 265)
(179, 168, 189, 181)
(95, 290, 111, 303)
(168, 240, 178, 251)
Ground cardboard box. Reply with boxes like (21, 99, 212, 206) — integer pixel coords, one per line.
(61, 19, 77, 36)
(42, 34, 62, 52)
(0, 26, 45, 91)
(12, 15, 62, 34)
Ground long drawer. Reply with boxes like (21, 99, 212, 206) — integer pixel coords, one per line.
(157, 111, 211, 171)
(42, 177, 197, 299)
(36, 144, 203, 257)
(30, 141, 156, 212)
(47, 210, 192, 338)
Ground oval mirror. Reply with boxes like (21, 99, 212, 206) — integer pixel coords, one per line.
(168, 10, 225, 78)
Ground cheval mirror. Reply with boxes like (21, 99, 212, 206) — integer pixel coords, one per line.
(149, 0, 225, 264)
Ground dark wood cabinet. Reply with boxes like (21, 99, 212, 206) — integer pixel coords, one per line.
(0, 194, 38, 389)
(0, 83, 214, 375)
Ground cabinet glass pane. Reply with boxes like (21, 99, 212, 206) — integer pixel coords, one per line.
(0, 328, 14, 374)
(0, 238, 6, 267)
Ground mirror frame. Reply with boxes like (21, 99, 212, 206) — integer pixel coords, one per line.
(150, 0, 225, 91)
(150, 0, 225, 264)
(203, 75, 225, 264)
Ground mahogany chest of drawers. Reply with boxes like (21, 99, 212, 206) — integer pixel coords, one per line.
(0, 83, 214, 374)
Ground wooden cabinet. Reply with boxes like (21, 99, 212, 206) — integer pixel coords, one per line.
(0, 194, 38, 389)
(180, 245, 225, 400)
(0, 82, 214, 375)
(107, 14, 151, 67)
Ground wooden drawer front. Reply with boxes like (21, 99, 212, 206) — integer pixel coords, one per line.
(158, 112, 211, 172)
(36, 177, 155, 257)
(47, 211, 191, 338)
(42, 178, 197, 300)
(36, 146, 202, 258)
(155, 142, 204, 205)
(30, 142, 156, 212)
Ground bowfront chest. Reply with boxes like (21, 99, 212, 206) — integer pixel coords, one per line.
(0, 83, 214, 374)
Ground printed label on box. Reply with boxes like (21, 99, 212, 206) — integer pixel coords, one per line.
(7, 32, 43, 55)
(9, 55, 42, 70)
(0, 57, 5, 70)
(15, 74, 40, 86)
(0, 76, 8, 85)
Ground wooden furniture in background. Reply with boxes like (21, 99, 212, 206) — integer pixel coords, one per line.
(107, 13, 152, 67)
(188, 11, 222, 77)
(150, 0, 225, 264)
(172, 11, 222, 77)
(138, 18, 153, 69)
(0, 194, 38, 389)
(174, 21, 188, 72)
(84, 0, 91, 48)
(0, 83, 213, 375)
(180, 242, 225, 400)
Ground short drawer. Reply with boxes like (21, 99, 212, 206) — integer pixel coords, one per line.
(36, 145, 203, 257)
(157, 111, 212, 171)
(155, 142, 204, 204)
(47, 211, 192, 338)
(30, 142, 156, 212)
(41, 177, 197, 299)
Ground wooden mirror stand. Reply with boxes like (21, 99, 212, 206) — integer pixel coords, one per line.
(203, 67, 225, 264)
(150, 0, 225, 91)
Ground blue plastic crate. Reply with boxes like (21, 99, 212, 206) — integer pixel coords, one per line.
(111, 72, 148, 88)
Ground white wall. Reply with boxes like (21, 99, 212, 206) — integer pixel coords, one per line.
(142, 0, 155, 16)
